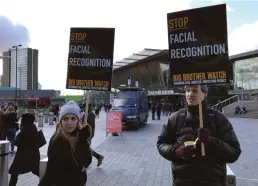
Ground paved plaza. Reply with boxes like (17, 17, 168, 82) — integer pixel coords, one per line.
(5, 111, 258, 186)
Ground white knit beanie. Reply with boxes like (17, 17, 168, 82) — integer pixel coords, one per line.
(59, 103, 82, 121)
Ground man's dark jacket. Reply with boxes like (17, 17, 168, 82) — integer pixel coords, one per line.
(87, 110, 95, 137)
(157, 105, 241, 186)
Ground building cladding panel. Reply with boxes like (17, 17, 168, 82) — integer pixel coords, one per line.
(32, 49, 38, 90)
(27, 48, 32, 90)
(1, 51, 11, 87)
(7, 47, 38, 90)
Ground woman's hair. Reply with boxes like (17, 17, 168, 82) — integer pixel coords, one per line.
(4, 106, 14, 115)
(0, 109, 4, 115)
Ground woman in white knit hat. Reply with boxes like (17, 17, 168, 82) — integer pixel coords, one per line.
(39, 103, 92, 186)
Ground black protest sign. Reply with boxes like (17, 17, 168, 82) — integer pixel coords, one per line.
(167, 4, 230, 86)
(66, 27, 115, 91)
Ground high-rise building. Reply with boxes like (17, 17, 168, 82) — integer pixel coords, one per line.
(2, 48, 39, 90)
(1, 51, 11, 87)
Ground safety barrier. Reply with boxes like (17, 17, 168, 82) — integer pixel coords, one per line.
(226, 165, 236, 186)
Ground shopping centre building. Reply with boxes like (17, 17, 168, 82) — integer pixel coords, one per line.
(110, 48, 258, 104)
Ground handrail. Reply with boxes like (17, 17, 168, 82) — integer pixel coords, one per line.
(249, 89, 258, 100)
(213, 95, 239, 108)
(249, 89, 258, 96)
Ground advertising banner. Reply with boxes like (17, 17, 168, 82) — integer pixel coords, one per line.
(106, 111, 122, 136)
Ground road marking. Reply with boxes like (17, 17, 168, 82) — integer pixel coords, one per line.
(236, 177, 258, 182)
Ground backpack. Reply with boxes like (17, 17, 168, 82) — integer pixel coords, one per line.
(175, 108, 218, 137)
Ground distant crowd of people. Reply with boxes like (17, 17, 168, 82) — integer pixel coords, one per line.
(234, 106, 248, 115)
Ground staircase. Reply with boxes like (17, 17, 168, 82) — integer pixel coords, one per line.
(213, 93, 258, 119)
(249, 90, 258, 100)
(222, 101, 258, 119)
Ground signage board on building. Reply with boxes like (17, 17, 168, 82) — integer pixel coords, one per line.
(66, 27, 115, 91)
(167, 4, 230, 86)
(147, 90, 174, 96)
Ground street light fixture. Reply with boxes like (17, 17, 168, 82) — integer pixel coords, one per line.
(12, 44, 22, 106)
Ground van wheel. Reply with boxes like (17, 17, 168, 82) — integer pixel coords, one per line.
(134, 120, 140, 130)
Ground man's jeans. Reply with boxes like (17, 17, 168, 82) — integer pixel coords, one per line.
(88, 137, 101, 159)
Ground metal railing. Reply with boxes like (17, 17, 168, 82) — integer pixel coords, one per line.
(213, 95, 239, 108)
(249, 89, 258, 100)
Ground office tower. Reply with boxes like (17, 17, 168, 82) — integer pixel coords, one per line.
(6, 47, 39, 90)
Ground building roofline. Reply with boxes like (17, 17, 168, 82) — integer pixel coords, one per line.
(113, 48, 258, 72)
(229, 49, 258, 61)
(113, 48, 165, 72)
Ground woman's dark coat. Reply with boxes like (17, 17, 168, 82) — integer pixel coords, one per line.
(9, 121, 40, 174)
(38, 126, 92, 186)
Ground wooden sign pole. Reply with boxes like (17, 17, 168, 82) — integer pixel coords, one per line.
(83, 91, 89, 127)
(198, 85, 205, 156)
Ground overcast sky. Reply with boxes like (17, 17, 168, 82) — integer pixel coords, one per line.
(0, 0, 258, 94)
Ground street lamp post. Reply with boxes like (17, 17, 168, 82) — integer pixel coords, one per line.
(12, 44, 22, 106)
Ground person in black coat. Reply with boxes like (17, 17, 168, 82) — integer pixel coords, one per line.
(157, 85, 241, 186)
(9, 113, 40, 186)
(152, 102, 156, 120)
(3, 106, 19, 154)
(39, 102, 92, 186)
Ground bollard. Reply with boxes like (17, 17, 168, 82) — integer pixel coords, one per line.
(38, 112, 44, 127)
(39, 158, 48, 180)
(44, 111, 49, 123)
(0, 141, 10, 186)
(34, 111, 38, 122)
(48, 112, 54, 125)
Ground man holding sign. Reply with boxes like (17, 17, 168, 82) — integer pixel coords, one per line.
(157, 85, 241, 186)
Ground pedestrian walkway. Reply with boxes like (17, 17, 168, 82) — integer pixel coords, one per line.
(86, 122, 172, 186)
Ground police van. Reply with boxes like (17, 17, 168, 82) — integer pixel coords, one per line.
(110, 86, 148, 130)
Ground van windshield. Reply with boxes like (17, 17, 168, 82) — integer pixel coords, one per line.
(113, 98, 137, 107)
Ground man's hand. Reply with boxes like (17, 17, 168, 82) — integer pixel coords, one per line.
(175, 145, 195, 159)
(198, 128, 212, 145)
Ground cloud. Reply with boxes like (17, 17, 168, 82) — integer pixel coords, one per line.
(227, 5, 234, 11)
(228, 20, 258, 55)
(0, 16, 30, 53)
(210, 0, 224, 3)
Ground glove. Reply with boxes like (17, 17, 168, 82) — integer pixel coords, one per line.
(175, 145, 195, 159)
(198, 128, 212, 145)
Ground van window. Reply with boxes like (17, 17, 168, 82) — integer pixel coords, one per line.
(113, 98, 137, 107)
(116, 91, 139, 98)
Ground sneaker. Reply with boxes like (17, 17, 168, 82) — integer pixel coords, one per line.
(97, 156, 104, 167)
(10, 151, 16, 155)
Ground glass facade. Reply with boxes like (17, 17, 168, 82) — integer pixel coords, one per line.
(10, 48, 28, 90)
(233, 57, 258, 90)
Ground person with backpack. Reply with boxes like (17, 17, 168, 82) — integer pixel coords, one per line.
(157, 85, 241, 186)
